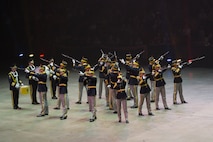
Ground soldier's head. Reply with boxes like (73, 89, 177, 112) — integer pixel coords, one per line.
(10, 64, 17, 71)
(139, 68, 145, 76)
(84, 64, 91, 71)
(172, 59, 181, 66)
(126, 53, 132, 61)
(39, 65, 45, 73)
(60, 60, 67, 68)
(149, 56, 155, 64)
(87, 69, 95, 76)
(81, 57, 88, 64)
(29, 59, 34, 65)
(155, 64, 161, 70)
(132, 61, 139, 68)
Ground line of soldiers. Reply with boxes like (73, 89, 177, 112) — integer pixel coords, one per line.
(8, 51, 193, 123)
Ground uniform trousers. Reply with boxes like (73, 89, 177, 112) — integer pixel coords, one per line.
(109, 88, 117, 111)
(129, 85, 138, 107)
(88, 96, 96, 119)
(59, 93, 68, 117)
(150, 80, 156, 101)
(155, 86, 168, 109)
(138, 93, 152, 114)
(173, 83, 184, 103)
(38, 92, 48, 115)
(116, 99, 128, 121)
(10, 89, 19, 109)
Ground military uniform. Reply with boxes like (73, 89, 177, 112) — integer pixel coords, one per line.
(35, 65, 49, 117)
(8, 65, 23, 109)
(171, 59, 187, 104)
(126, 61, 139, 108)
(83, 69, 97, 122)
(124, 54, 133, 100)
(47, 58, 58, 99)
(54, 60, 70, 109)
(73, 57, 89, 104)
(153, 64, 171, 110)
(58, 69, 69, 120)
(107, 64, 119, 113)
(148, 56, 156, 102)
(138, 68, 153, 116)
(25, 59, 39, 104)
(113, 74, 129, 123)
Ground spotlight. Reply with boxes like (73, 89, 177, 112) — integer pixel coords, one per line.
(29, 54, 34, 57)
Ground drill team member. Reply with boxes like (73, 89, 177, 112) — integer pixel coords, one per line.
(48, 58, 58, 99)
(25, 59, 39, 105)
(54, 60, 70, 109)
(127, 61, 140, 108)
(73, 57, 89, 104)
(113, 74, 129, 123)
(107, 64, 119, 113)
(83, 69, 97, 122)
(171, 59, 189, 104)
(153, 64, 171, 110)
(137, 68, 154, 116)
(148, 56, 156, 102)
(8, 64, 24, 109)
(58, 68, 69, 120)
(35, 65, 49, 117)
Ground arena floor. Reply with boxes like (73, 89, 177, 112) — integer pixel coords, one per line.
(1, 67, 213, 142)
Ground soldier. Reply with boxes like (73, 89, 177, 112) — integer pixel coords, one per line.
(153, 64, 171, 110)
(8, 64, 24, 109)
(83, 69, 97, 122)
(34, 65, 49, 117)
(25, 59, 39, 105)
(47, 58, 58, 99)
(137, 68, 154, 116)
(58, 68, 69, 120)
(54, 60, 70, 110)
(171, 59, 189, 104)
(113, 73, 129, 123)
(148, 56, 156, 102)
(127, 61, 140, 108)
(119, 53, 133, 100)
(107, 64, 119, 113)
(72, 57, 89, 104)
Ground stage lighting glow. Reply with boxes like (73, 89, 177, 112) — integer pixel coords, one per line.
(29, 54, 34, 57)
(19, 53, 24, 57)
(167, 58, 172, 62)
(40, 53, 45, 58)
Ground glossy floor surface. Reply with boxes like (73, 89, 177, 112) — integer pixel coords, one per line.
(0, 67, 213, 142)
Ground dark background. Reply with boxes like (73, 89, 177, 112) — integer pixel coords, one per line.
(1, 0, 212, 71)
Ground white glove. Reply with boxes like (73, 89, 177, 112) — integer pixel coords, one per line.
(159, 56, 164, 61)
(101, 53, 105, 58)
(50, 70, 55, 74)
(152, 71, 155, 75)
(119, 59, 125, 64)
(15, 83, 20, 88)
(79, 71, 84, 76)
(142, 75, 146, 79)
(158, 69, 162, 72)
(178, 65, 183, 68)
(72, 59, 75, 65)
(115, 62, 119, 66)
(167, 64, 171, 68)
(32, 76, 38, 81)
(99, 61, 103, 65)
(107, 85, 111, 88)
(136, 54, 140, 59)
(21, 83, 24, 86)
(53, 75, 57, 80)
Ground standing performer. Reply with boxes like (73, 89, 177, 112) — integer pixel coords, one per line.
(137, 68, 154, 116)
(127, 61, 140, 108)
(35, 65, 49, 117)
(148, 56, 156, 102)
(54, 60, 70, 110)
(83, 69, 97, 122)
(113, 74, 129, 123)
(153, 64, 171, 110)
(58, 68, 69, 120)
(107, 64, 119, 113)
(8, 64, 24, 109)
(25, 59, 39, 105)
(171, 59, 188, 104)
(72, 57, 89, 104)
(47, 58, 58, 99)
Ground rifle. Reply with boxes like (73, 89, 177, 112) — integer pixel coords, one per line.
(132, 50, 145, 61)
(40, 58, 59, 67)
(157, 51, 169, 61)
(181, 56, 205, 66)
(61, 53, 81, 64)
